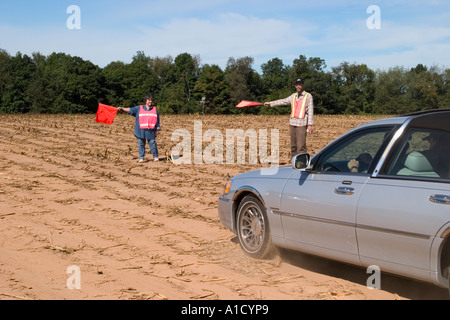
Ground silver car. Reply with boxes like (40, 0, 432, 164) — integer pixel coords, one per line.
(218, 109, 450, 291)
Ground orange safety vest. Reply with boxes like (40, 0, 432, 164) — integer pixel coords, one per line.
(291, 93, 309, 119)
(139, 105, 158, 129)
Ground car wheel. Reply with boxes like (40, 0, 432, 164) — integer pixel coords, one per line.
(236, 195, 275, 259)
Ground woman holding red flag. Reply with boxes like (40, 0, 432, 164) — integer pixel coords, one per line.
(264, 78, 314, 157)
(118, 94, 161, 163)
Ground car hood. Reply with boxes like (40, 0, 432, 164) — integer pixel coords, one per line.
(231, 165, 294, 181)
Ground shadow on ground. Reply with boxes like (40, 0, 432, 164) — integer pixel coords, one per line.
(277, 248, 449, 300)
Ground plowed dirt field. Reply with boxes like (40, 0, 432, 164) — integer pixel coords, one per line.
(0, 113, 448, 300)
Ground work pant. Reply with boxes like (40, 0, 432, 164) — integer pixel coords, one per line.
(289, 125, 307, 157)
(137, 137, 159, 160)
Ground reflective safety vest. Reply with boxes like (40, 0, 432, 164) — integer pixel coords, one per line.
(139, 105, 158, 129)
(291, 93, 309, 119)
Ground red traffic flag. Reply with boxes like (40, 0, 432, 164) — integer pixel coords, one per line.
(96, 103, 118, 125)
(236, 100, 264, 108)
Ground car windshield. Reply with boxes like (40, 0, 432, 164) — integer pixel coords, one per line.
(314, 126, 393, 173)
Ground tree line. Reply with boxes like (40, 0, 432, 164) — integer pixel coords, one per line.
(0, 49, 448, 115)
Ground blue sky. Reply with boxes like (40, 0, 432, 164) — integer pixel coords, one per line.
(1, 0, 449, 72)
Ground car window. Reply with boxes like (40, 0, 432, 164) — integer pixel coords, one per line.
(384, 128, 450, 179)
(315, 127, 392, 173)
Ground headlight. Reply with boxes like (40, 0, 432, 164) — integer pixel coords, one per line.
(224, 180, 232, 195)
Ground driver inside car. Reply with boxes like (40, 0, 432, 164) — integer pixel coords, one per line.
(347, 152, 373, 173)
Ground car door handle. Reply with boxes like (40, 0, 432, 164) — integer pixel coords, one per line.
(335, 187, 355, 195)
(429, 194, 450, 205)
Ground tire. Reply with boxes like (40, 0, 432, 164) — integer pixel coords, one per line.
(236, 195, 275, 259)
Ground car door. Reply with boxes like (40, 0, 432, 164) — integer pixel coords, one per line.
(356, 128, 450, 283)
(279, 126, 393, 265)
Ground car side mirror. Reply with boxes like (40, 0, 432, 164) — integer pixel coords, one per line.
(292, 153, 311, 170)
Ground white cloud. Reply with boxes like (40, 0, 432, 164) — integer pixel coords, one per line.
(1, 3, 449, 72)
(359, 43, 450, 70)
(1, 12, 313, 69)
(306, 18, 450, 69)
(134, 13, 314, 66)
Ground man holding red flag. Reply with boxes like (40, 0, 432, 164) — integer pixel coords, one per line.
(118, 94, 161, 163)
(264, 78, 314, 157)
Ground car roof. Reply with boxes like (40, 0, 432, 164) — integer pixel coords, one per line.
(400, 108, 450, 117)
(402, 108, 450, 132)
(356, 109, 450, 131)
(352, 115, 407, 131)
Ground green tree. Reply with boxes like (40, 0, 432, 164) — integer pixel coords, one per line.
(123, 51, 160, 106)
(2, 47, 450, 115)
(159, 53, 200, 113)
(374, 67, 410, 114)
(0, 49, 11, 112)
(151, 56, 173, 92)
(158, 82, 185, 114)
(194, 64, 230, 114)
(39, 52, 104, 113)
(102, 61, 130, 107)
(259, 58, 291, 115)
(331, 62, 376, 114)
(289, 55, 318, 82)
(441, 68, 450, 108)
(66, 56, 103, 113)
(225, 56, 262, 114)
(1, 52, 36, 113)
(261, 58, 289, 98)
(27, 52, 50, 113)
(410, 65, 445, 110)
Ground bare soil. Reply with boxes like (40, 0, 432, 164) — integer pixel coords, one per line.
(0, 113, 448, 300)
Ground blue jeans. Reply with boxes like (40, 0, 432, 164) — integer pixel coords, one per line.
(137, 137, 159, 160)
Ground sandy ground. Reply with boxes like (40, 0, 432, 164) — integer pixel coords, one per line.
(0, 113, 448, 301)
